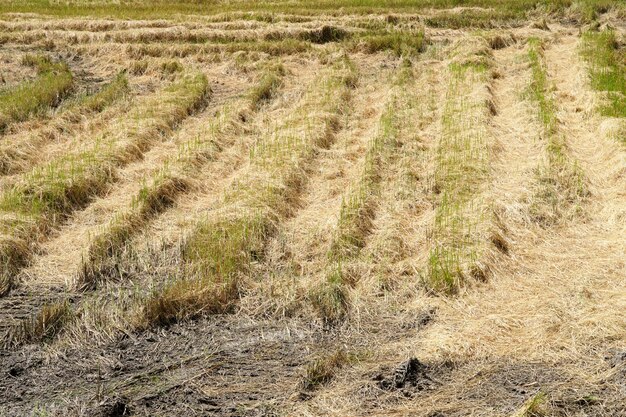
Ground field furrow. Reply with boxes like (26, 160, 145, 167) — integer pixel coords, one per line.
(297, 35, 626, 417)
(119, 59, 321, 265)
(544, 35, 626, 220)
(0, 59, 318, 348)
(355, 59, 443, 299)
(321, 73, 404, 290)
(487, 42, 544, 226)
(16, 84, 240, 291)
(0, 72, 129, 178)
(526, 37, 589, 226)
(74, 65, 286, 291)
(135, 56, 357, 327)
(425, 37, 497, 293)
(249, 55, 394, 320)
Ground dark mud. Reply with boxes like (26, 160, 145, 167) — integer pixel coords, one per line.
(0, 301, 438, 416)
(0, 285, 70, 335)
(0, 316, 316, 416)
(1, 295, 622, 417)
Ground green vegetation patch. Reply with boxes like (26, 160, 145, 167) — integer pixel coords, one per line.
(1, 0, 623, 21)
(355, 29, 426, 56)
(581, 30, 626, 119)
(0, 54, 73, 131)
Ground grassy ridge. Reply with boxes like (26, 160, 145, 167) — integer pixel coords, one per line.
(427, 41, 493, 294)
(527, 38, 587, 225)
(354, 30, 426, 56)
(137, 57, 356, 328)
(0, 55, 73, 132)
(249, 63, 284, 108)
(312, 66, 410, 322)
(2, 301, 73, 349)
(79, 72, 130, 113)
(0, 72, 209, 296)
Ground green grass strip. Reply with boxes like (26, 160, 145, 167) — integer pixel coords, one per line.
(427, 56, 492, 294)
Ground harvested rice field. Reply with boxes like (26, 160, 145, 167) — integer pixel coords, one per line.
(0, 1, 625, 416)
